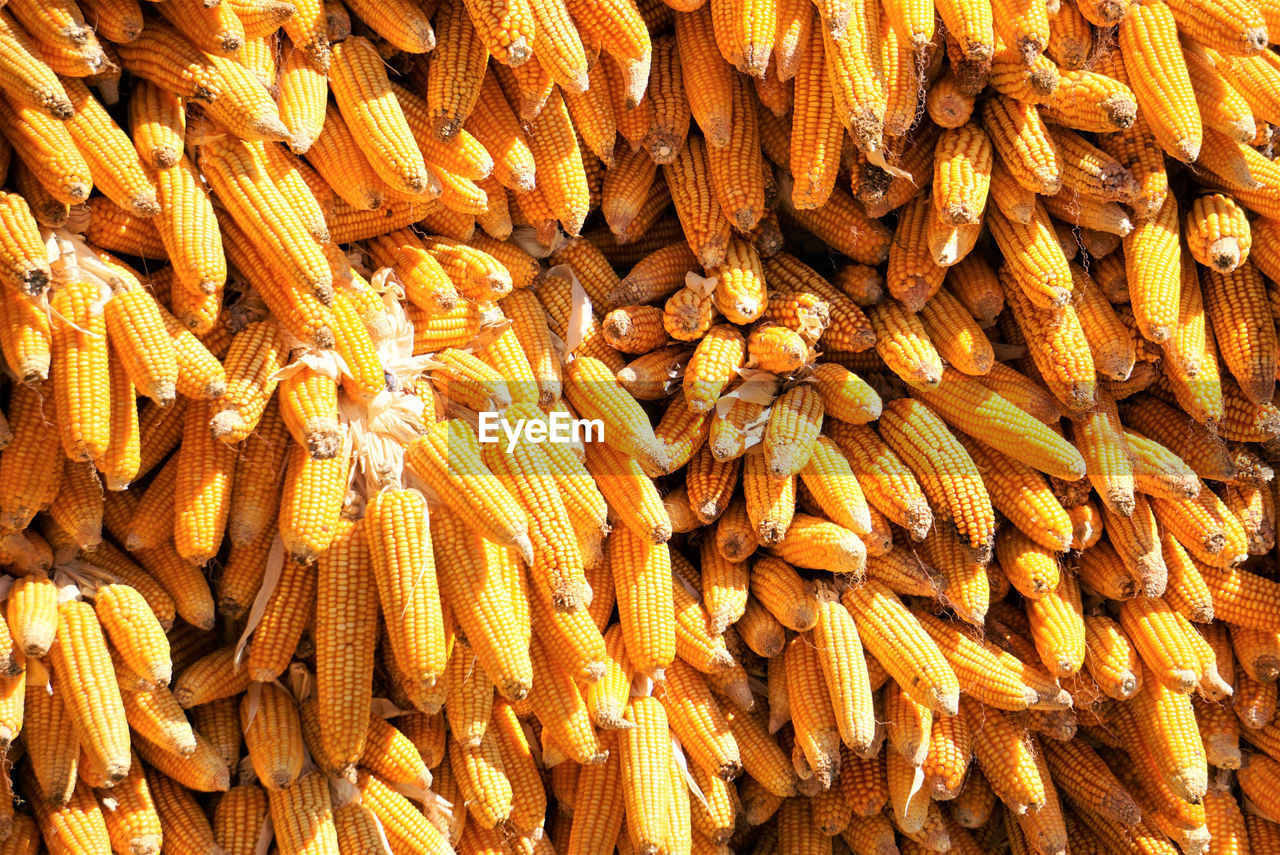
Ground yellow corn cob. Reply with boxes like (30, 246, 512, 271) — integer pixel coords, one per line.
(618, 697, 674, 852)
(238, 682, 303, 790)
(43, 456, 99, 554)
(243, 551, 317, 683)
(358, 770, 452, 853)
(820, 0, 886, 150)
(198, 139, 332, 306)
(433, 509, 534, 703)
(526, 632, 603, 764)
(994, 524, 1062, 599)
(810, 591, 876, 755)
(491, 698, 547, 839)
(359, 714, 432, 793)
(268, 771, 339, 855)
(23, 773, 115, 854)
(655, 656, 740, 782)
(0, 9, 74, 117)
(152, 0, 243, 55)
(1066, 266, 1134, 382)
(330, 199, 445, 247)
(465, 73, 536, 193)
(1180, 43, 1255, 144)
(220, 403, 284, 552)
(989, 34, 1060, 102)
(986, 153, 1038, 226)
(769, 512, 868, 577)
(987, 201, 1075, 310)
(673, 4, 734, 147)
(980, 95, 1060, 196)
(565, 730, 625, 849)
(521, 88, 590, 236)
(0, 95, 91, 207)
(788, 23, 841, 208)
(749, 555, 820, 631)
(884, 195, 947, 312)
(1023, 569, 1086, 678)
(0, 284, 50, 384)
(529, 575, 610, 683)
(23, 658, 77, 806)
(665, 133, 735, 266)
(100, 274, 172, 412)
(63, 80, 160, 216)
(641, 35, 689, 164)
(49, 278, 110, 464)
(862, 300, 939, 390)
(305, 105, 392, 212)
(961, 698, 1049, 815)
(1114, 192, 1183, 345)
(825, 420, 932, 540)
(94, 583, 171, 690)
(933, 122, 994, 228)
(213, 784, 269, 855)
(275, 43, 328, 152)
(0, 192, 48, 298)
(1186, 193, 1251, 273)
(878, 397, 994, 556)
(52, 601, 129, 784)
(83, 197, 165, 263)
(329, 37, 436, 198)
(170, 400, 234, 565)
(915, 608, 1065, 710)
(7, 571, 55, 659)
(342, 0, 435, 52)
(1200, 259, 1277, 405)
(208, 320, 289, 445)
(367, 487, 447, 699)
(9, 158, 64, 229)
(842, 580, 959, 715)
(913, 525, 986, 624)
(912, 369, 1085, 483)
(425, 0, 487, 139)
(1128, 664, 1209, 803)
(708, 0, 776, 76)
(1115, 3, 1201, 161)
(312, 518, 379, 775)
(781, 633, 840, 790)
(1000, 268, 1096, 411)
(1042, 62, 1138, 132)
(1069, 390, 1137, 516)
(483, 416, 592, 610)
(75, 0, 142, 43)
(460, 0, 536, 67)
(602, 305, 668, 354)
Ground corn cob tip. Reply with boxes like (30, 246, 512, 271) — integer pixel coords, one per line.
(506, 39, 533, 68)
(934, 689, 960, 718)
(1170, 137, 1202, 165)
(1240, 26, 1268, 55)
(551, 578, 595, 613)
(47, 98, 74, 120)
(253, 116, 295, 145)
(208, 408, 244, 442)
(1205, 238, 1243, 273)
(288, 134, 314, 156)
(1100, 94, 1137, 131)
(649, 133, 682, 166)
(128, 193, 162, 218)
(511, 532, 535, 566)
(433, 118, 462, 141)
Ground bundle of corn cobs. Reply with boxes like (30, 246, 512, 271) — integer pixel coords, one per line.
(4, 0, 1280, 851)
